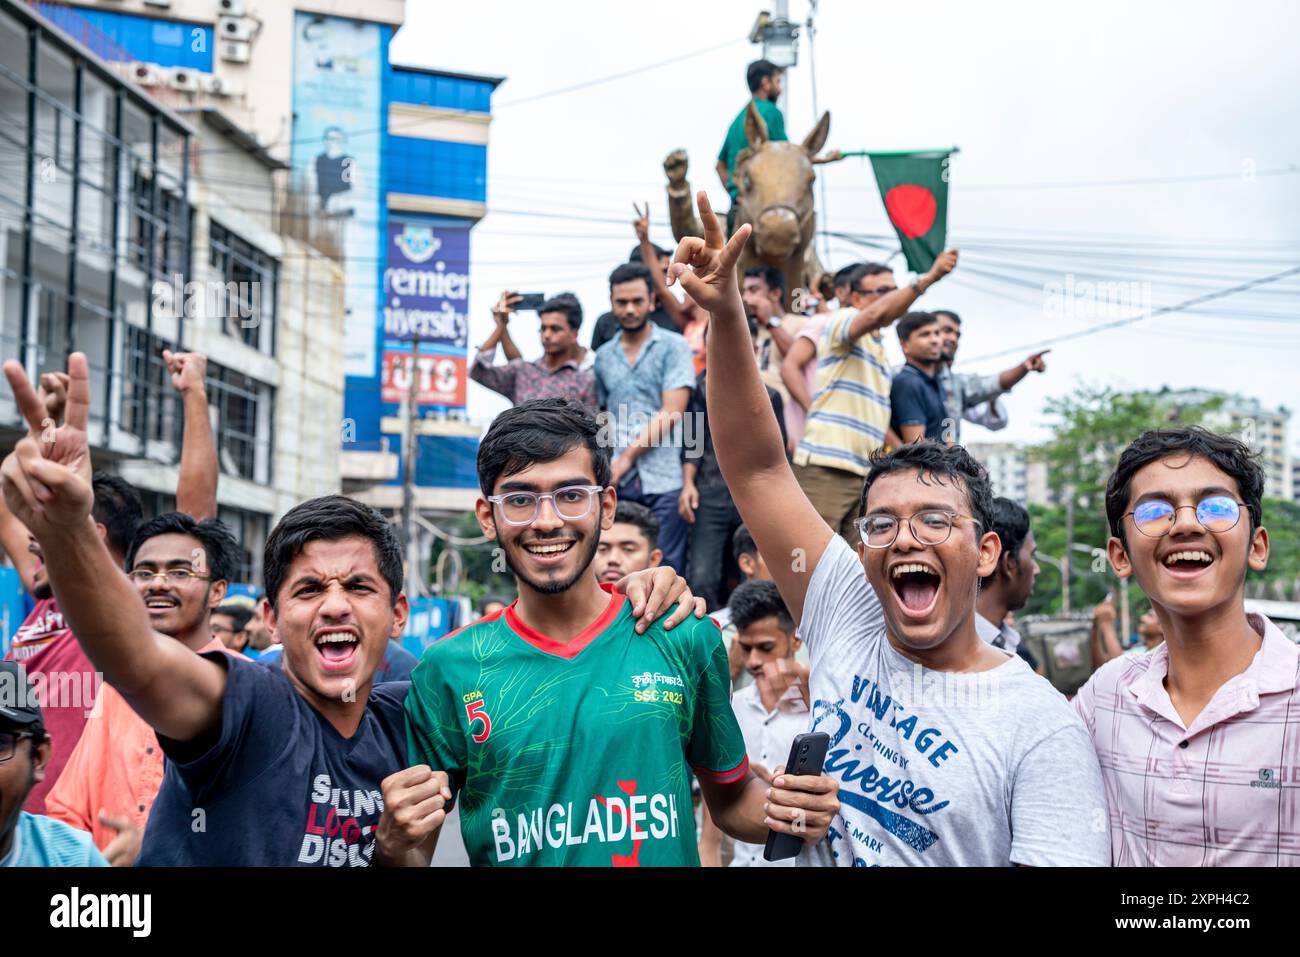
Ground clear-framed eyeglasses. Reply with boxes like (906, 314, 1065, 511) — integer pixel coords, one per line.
(487, 485, 605, 527)
(127, 568, 210, 585)
(1124, 495, 1253, 539)
(853, 510, 983, 549)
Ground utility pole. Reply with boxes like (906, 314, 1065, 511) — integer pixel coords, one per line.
(401, 334, 421, 596)
(1062, 489, 1074, 614)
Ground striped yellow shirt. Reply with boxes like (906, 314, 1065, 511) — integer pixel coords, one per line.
(792, 307, 893, 476)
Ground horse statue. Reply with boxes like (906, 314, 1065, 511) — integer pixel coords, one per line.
(664, 102, 833, 307)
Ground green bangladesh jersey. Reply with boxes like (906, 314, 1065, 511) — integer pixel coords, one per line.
(405, 584, 749, 867)
(718, 97, 788, 199)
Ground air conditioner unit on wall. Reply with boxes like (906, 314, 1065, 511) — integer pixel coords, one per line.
(218, 0, 246, 15)
(220, 40, 251, 63)
(132, 62, 163, 87)
(219, 16, 255, 43)
(202, 74, 235, 96)
(168, 68, 200, 92)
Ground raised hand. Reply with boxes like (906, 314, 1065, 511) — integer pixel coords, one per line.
(1023, 350, 1049, 373)
(1, 352, 94, 536)
(926, 249, 959, 283)
(162, 350, 207, 395)
(38, 372, 70, 424)
(632, 202, 651, 243)
(666, 191, 752, 315)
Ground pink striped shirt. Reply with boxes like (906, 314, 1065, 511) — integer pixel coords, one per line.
(1073, 614, 1300, 866)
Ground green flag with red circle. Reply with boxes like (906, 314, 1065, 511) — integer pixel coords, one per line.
(868, 150, 954, 274)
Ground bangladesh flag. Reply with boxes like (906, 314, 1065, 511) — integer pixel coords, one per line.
(867, 150, 955, 274)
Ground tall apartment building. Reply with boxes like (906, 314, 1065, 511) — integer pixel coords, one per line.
(4, 0, 502, 584)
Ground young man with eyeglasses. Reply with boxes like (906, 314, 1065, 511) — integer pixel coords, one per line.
(0, 661, 106, 866)
(2, 357, 698, 867)
(1073, 427, 1299, 866)
(385, 398, 840, 866)
(43, 513, 242, 865)
(675, 192, 1107, 866)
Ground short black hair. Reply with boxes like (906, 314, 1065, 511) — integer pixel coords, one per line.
(732, 523, 757, 563)
(263, 495, 403, 610)
(933, 309, 961, 325)
(477, 399, 611, 498)
(1105, 426, 1265, 543)
(609, 262, 653, 297)
(832, 263, 863, 290)
(988, 497, 1031, 568)
(628, 243, 671, 264)
(539, 293, 583, 331)
(744, 265, 785, 296)
(127, 512, 241, 583)
(612, 500, 659, 550)
(847, 262, 893, 293)
(92, 471, 144, 562)
(728, 579, 795, 634)
(860, 441, 996, 534)
(897, 311, 939, 343)
(213, 600, 256, 632)
(746, 59, 782, 93)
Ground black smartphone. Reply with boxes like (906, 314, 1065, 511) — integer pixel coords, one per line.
(762, 731, 830, 862)
(514, 292, 546, 311)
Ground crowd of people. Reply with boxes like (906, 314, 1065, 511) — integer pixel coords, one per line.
(0, 59, 1294, 870)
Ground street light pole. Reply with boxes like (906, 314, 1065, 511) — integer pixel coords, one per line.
(401, 334, 421, 596)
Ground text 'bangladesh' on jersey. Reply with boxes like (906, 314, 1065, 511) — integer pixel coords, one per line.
(405, 584, 748, 866)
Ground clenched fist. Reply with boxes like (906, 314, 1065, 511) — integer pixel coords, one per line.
(374, 765, 452, 867)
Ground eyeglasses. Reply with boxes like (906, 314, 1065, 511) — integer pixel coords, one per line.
(0, 730, 38, 763)
(1125, 495, 1253, 538)
(487, 485, 605, 527)
(127, 568, 211, 585)
(854, 510, 983, 549)
(856, 285, 897, 297)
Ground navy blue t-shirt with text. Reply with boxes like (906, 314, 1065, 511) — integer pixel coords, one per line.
(137, 653, 408, 866)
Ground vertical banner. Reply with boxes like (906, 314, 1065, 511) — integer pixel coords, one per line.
(290, 13, 382, 378)
(867, 150, 955, 274)
(383, 219, 470, 351)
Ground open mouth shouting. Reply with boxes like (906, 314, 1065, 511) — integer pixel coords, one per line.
(889, 561, 942, 620)
(314, 626, 361, 672)
(1159, 547, 1215, 581)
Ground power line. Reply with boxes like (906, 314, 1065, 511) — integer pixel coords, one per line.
(956, 264, 1300, 363)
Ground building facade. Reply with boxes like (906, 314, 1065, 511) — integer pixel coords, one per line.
(1159, 388, 1293, 501)
(4, 1, 502, 589)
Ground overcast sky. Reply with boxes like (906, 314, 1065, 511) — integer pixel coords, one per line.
(389, 0, 1300, 452)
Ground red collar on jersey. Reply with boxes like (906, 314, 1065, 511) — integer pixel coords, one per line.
(504, 582, 626, 659)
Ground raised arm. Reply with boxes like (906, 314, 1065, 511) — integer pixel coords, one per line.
(0, 372, 71, 591)
(997, 350, 1049, 392)
(669, 193, 832, 622)
(780, 336, 817, 413)
(634, 203, 687, 331)
(1, 355, 226, 743)
(847, 250, 958, 341)
(164, 351, 217, 521)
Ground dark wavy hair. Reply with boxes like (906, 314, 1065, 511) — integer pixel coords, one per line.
(859, 441, 996, 534)
(92, 471, 143, 563)
(1105, 426, 1265, 544)
(477, 399, 611, 498)
(263, 495, 403, 609)
(539, 293, 583, 331)
(728, 578, 795, 635)
(127, 512, 241, 583)
(612, 500, 659, 550)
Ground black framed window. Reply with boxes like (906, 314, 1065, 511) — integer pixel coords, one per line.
(207, 360, 273, 485)
(209, 220, 277, 355)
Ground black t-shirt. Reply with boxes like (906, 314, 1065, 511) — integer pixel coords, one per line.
(889, 362, 948, 441)
(137, 653, 409, 867)
(589, 307, 678, 351)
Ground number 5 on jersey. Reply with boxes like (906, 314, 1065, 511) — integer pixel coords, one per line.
(465, 699, 492, 743)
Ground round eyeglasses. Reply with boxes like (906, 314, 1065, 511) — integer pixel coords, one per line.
(127, 568, 210, 585)
(487, 485, 605, 527)
(853, 510, 982, 549)
(1125, 495, 1252, 538)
